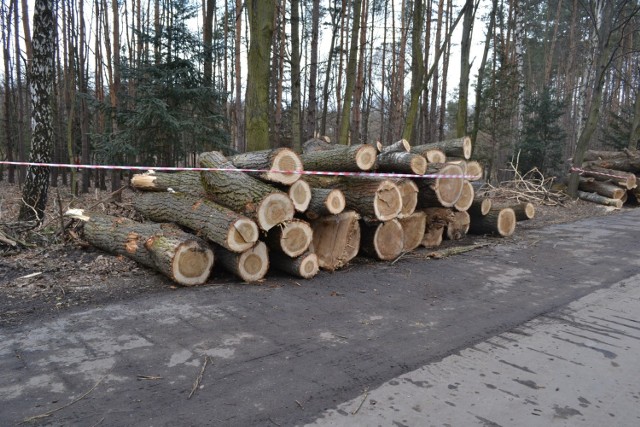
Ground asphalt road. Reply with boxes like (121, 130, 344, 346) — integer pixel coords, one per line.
(1, 209, 640, 426)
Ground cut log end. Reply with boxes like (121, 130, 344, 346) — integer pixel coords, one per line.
(399, 211, 427, 252)
(310, 211, 361, 271)
(130, 174, 157, 190)
(276, 220, 313, 257)
(267, 149, 304, 185)
(497, 208, 516, 237)
(257, 193, 295, 231)
(454, 181, 474, 212)
(355, 145, 378, 171)
(411, 155, 428, 175)
(512, 202, 536, 221)
(362, 219, 404, 261)
(374, 181, 403, 221)
(288, 179, 312, 212)
(237, 241, 269, 282)
(228, 219, 260, 252)
(327, 189, 346, 214)
(461, 136, 472, 159)
(397, 180, 419, 218)
(434, 164, 465, 207)
(171, 241, 215, 286)
(425, 149, 446, 163)
(466, 161, 483, 181)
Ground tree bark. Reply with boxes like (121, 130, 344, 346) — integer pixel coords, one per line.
(132, 192, 260, 252)
(300, 143, 378, 171)
(337, 0, 362, 146)
(580, 166, 637, 189)
(304, 188, 346, 220)
(290, 0, 302, 151)
(229, 148, 303, 185)
(508, 202, 535, 221)
(376, 151, 427, 175)
(468, 197, 492, 217)
(130, 171, 205, 196)
(468, 208, 516, 237)
(377, 139, 410, 153)
(578, 177, 626, 200)
(411, 136, 472, 159)
(304, 0, 320, 140)
(270, 251, 319, 279)
(577, 191, 623, 208)
(309, 210, 361, 271)
(199, 151, 294, 231)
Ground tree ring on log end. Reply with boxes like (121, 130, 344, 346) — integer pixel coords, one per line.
(257, 193, 295, 231)
(279, 220, 313, 257)
(289, 180, 312, 212)
(373, 181, 403, 221)
(238, 241, 268, 282)
(228, 219, 260, 252)
(355, 145, 378, 171)
(327, 189, 346, 214)
(268, 149, 303, 185)
(173, 242, 214, 286)
(462, 136, 472, 159)
(498, 208, 516, 237)
(434, 164, 464, 207)
(372, 219, 404, 260)
(300, 253, 320, 278)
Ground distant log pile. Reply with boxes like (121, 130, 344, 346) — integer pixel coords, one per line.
(578, 149, 640, 207)
(65, 136, 527, 286)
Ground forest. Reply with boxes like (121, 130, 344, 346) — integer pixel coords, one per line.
(1, 0, 639, 207)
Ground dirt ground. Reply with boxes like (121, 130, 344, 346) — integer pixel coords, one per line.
(0, 176, 620, 328)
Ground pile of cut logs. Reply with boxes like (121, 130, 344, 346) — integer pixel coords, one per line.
(66, 136, 534, 286)
(576, 148, 640, 208)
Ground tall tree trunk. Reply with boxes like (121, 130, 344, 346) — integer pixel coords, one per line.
(19, 0, 55, 222)
(290, 0, 302, 151)
(378, 0, 388, 143)
(110, 0, 121, 193)
(1, 2, 15, 183)
(429, 0, 445, 143)
(234, 0, 243, 151)
(337, 0, 362, 145)
(203, 0, 215, 87)
(455, 0, 475, 138)
(439, 0, 452, 141)
(388, 0, 407, 143)
(304, 0, 320, 140)
(320, 0, 340, 137)
(351, 0, 368, 145)
(15, 0, 26, 184)
(79, 0, 90, 193)
(402, 0, 424, 144)
(245, 0, 276, 151)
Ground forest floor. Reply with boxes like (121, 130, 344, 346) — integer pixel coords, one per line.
(0, 176, 620, 328)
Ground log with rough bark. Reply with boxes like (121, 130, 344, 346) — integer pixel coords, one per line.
(309, 211, 361, 271)
(410, 145, 447, 163)
(376, 139, 410, 153)
(581, 166, 637, 189)
(468, 208, 516, 237)
(216, 241, 269, 282)
(583, 157, 640, 172)
(131, 171, 205, 196)
(304, 188, 346, 220)
(411, 136, 472, 160)
(577, 191, 623, 208)
(454, 180, 474, 212)
(578, 177, 626, 199)
(415, 163, 464, 208)
(376, 151, 427, 175)
(302, 137, 334, 153)
(360, 219, 404, 261)
(399, 211, 427, 252)
(270, 251, 319, 279)
(265, 219, 313, 258)
(395, 179, 419, 218)
(304, 176, 402, 221)
(229, 148, 303, 185)
(199, 151, 294, 231)
(508, 202, 536, 221)
(287, 179, 312, 212)
(133, 192, 259, 252)
(66, 210, 214, 286)
(300, 143, 378, 171)
(583, 149, 630, 162)
(468, 198, 492, 217)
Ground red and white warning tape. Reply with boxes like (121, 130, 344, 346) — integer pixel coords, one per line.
(569, 166, 629, 181)
(0, 160, 479, 180)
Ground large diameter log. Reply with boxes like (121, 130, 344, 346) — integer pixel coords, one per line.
(508, 202, 536, 221)
(302, 137, 334, 153)
(305, 188, 346, 220)
(300, 143, 378, 171)
(199, 151, 294, 231)
(376, 151, 427, 175)
(360, 219, 404, 261)
(304, 176, 402, 221)
(421, 224, 444, 248)
(468, 198, 492, 217)
(411, 136, 472, 160)
(270, 251, 319, 279)
(310, 211, 361, 271)
(415, 163, 464, 208)
(396, 179, 419, 218)
(446, 211, 470, 240)
(377, 139, 410, 153)
(229, 148, 303, 185)
(131, 171, 205, 196)
(133, 192, 259, 252)
(578, 177, 626, 199)
(583, 158, 640, 173)
(469, 208, 516, 237)
(67, 211, 214, 286)
(581, 166, 637, 189)
(583, 150, 629, 162)
(216, 241, 269, 282)
(577, 191, 623, 208)
(421, 209, 447, 248)
(287, 179, 312, 212)
(399, 211, 426, 252)
(454, 180, 474, 211)
(265, 219, 313, 257)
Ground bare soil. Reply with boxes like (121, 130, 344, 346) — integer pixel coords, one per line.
(0, 177, 622, 327)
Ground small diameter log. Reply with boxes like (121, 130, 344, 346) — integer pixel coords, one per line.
(425, 149, 446, 163)
(583, 150, 628, 162)
(469, 208, 516, 237)
(376, 151, 427, 175)
(216, 241, 269, 283)
(360, 219, 404, 261)
(411, 136, 472, 160)
(133, 192, 259, 252)
(305, 188, 346, 220)
(396, 179, 419, 218)
(305, 176, 402, 221)
(446, 211, 470, 240)
(199, 151, 294, 231)
(265, 219, 313, 257)
(229, 147, 303, 185)
(509, 202, 536, 221)
(270, 251, 319, 279)
(399, 211, 426, 252)
(468, 198, 492, 217)
(582, 155, 640, 172)
(578, 177, 626, 199)
(415, 163, 464, 208)
(581, 166, 637, 189)
(453, 180, 474, 212)
(465, 161, 483, 181)
(67, 211, 214, 286)
(131, 171, 205, 196)
(287, 179, 312, 212)
(300, 143, 378, 171)
(577, 191, 623, 208)
(377, 139, 410, 153)
(310, 211, 360, 271)
(302, 137, 335, 153)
